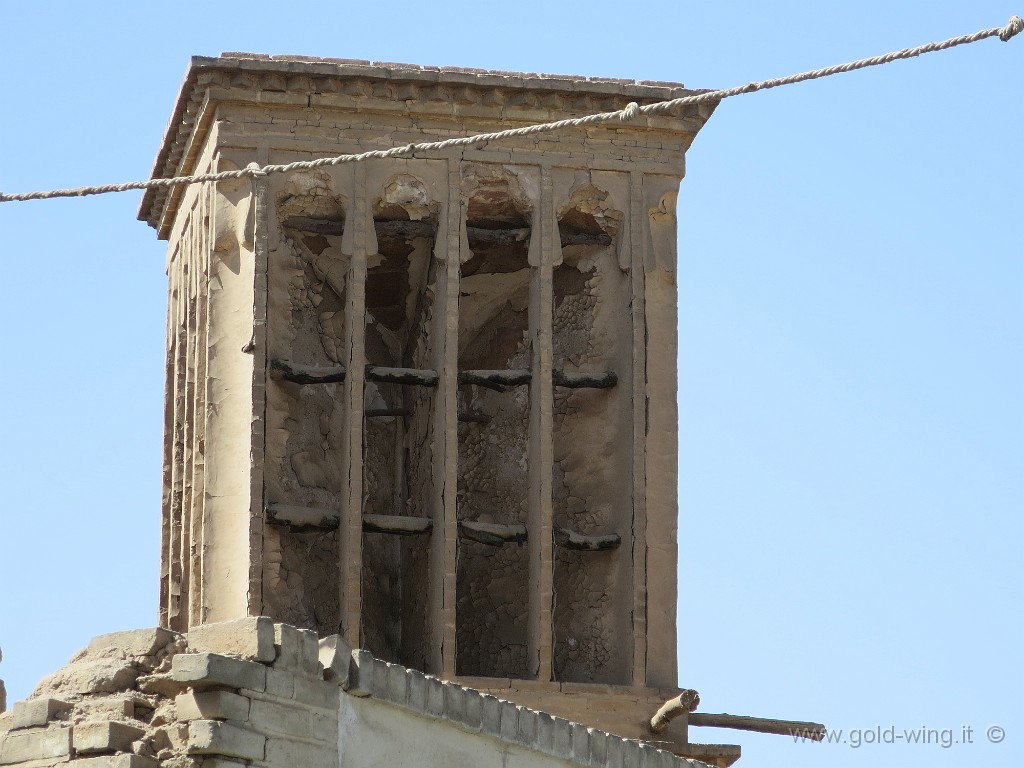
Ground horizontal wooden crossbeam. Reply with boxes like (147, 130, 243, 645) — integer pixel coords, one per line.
(270, 360, 439, 387)
(459, 369, 532, 390)
(365, 407, 412, 418)
(365, 366, 439, 387)
(553, 370, 618, 389)
(362, 514, 433, 536)
(280, 216, 613, 248)
(459, 521, 528, 546)
(554, 526, 621, 551)
(267, 504, 434, 538)
(459, 369, 617, 391)
(458, 409, 492, 424)
(270, 358, 346, 384)
(266, 503, 339, 532)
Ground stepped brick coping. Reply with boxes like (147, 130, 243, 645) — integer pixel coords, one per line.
(346, 649, 714, 768)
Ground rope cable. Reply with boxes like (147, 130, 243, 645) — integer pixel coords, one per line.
(1, 15, 1020, 205)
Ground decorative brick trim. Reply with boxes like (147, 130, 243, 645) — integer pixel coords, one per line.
(138, 55, 708, 232)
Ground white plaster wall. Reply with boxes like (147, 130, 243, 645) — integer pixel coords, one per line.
(338, 696, 577, 768)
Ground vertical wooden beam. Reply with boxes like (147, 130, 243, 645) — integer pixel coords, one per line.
(338, 163, 373, 644)
(629, 170, 649, 685)
(527, 165, 556, 680)
(434, 157, 464, 676)
(248, 157, 271, 620)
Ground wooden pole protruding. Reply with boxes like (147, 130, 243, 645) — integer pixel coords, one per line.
(270, 358, 347, 384)
(649, 689, 700, 733)
(457, 409, 492, 424)
(365, 366, 439, 387)
(459, 521, 528, 546)
(554, 526, 621, 551)
(466, 225, 612, 248)
(362, 514, 433, 536)
(365, 407, 412, 418)
(281, 216, 345, 235)
(552, 369, 618, 389)
(688, 713, 827, 741)
(282, 216, 612, 248)
(459, 369, 532, 391)
(266, 503, 340, 532)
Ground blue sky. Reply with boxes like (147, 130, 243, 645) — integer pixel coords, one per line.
(1, 2, 1020, 766)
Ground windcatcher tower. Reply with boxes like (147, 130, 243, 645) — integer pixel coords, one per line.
(140, 54, 716, 737)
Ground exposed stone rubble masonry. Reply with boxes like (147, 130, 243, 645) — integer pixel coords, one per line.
(0, 619, 715, 768)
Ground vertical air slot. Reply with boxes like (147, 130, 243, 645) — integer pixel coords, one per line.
(262, 172, 348, 637)
(550, 184, 631, 685)
(455, 170, 534, 678)
(359, 174, 439, 668)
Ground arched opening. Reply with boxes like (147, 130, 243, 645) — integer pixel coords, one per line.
(550, 184, 632, 684)
(263, 171, 349, 636)
(360, 174, 439, 668)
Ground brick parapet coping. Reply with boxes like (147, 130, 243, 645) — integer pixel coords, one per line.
(0, 620, 712, 768)
(344, 648, 708, 768)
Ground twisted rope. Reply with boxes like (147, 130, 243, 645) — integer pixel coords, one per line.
(1, 16, 1020, 205)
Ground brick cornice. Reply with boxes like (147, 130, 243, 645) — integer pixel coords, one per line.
(138, 55, 713, 231)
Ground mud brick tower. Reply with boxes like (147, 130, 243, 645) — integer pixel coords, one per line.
(139, 54, 715, 708)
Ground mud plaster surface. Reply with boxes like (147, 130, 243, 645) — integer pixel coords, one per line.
(551, 188, 631, 684)
(263, 172, 347, 636)
(361, 198, 435, 666)
(263, 170, 439, 660)
(455, 175, 533, 676)
(239, 166, 639, 683)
